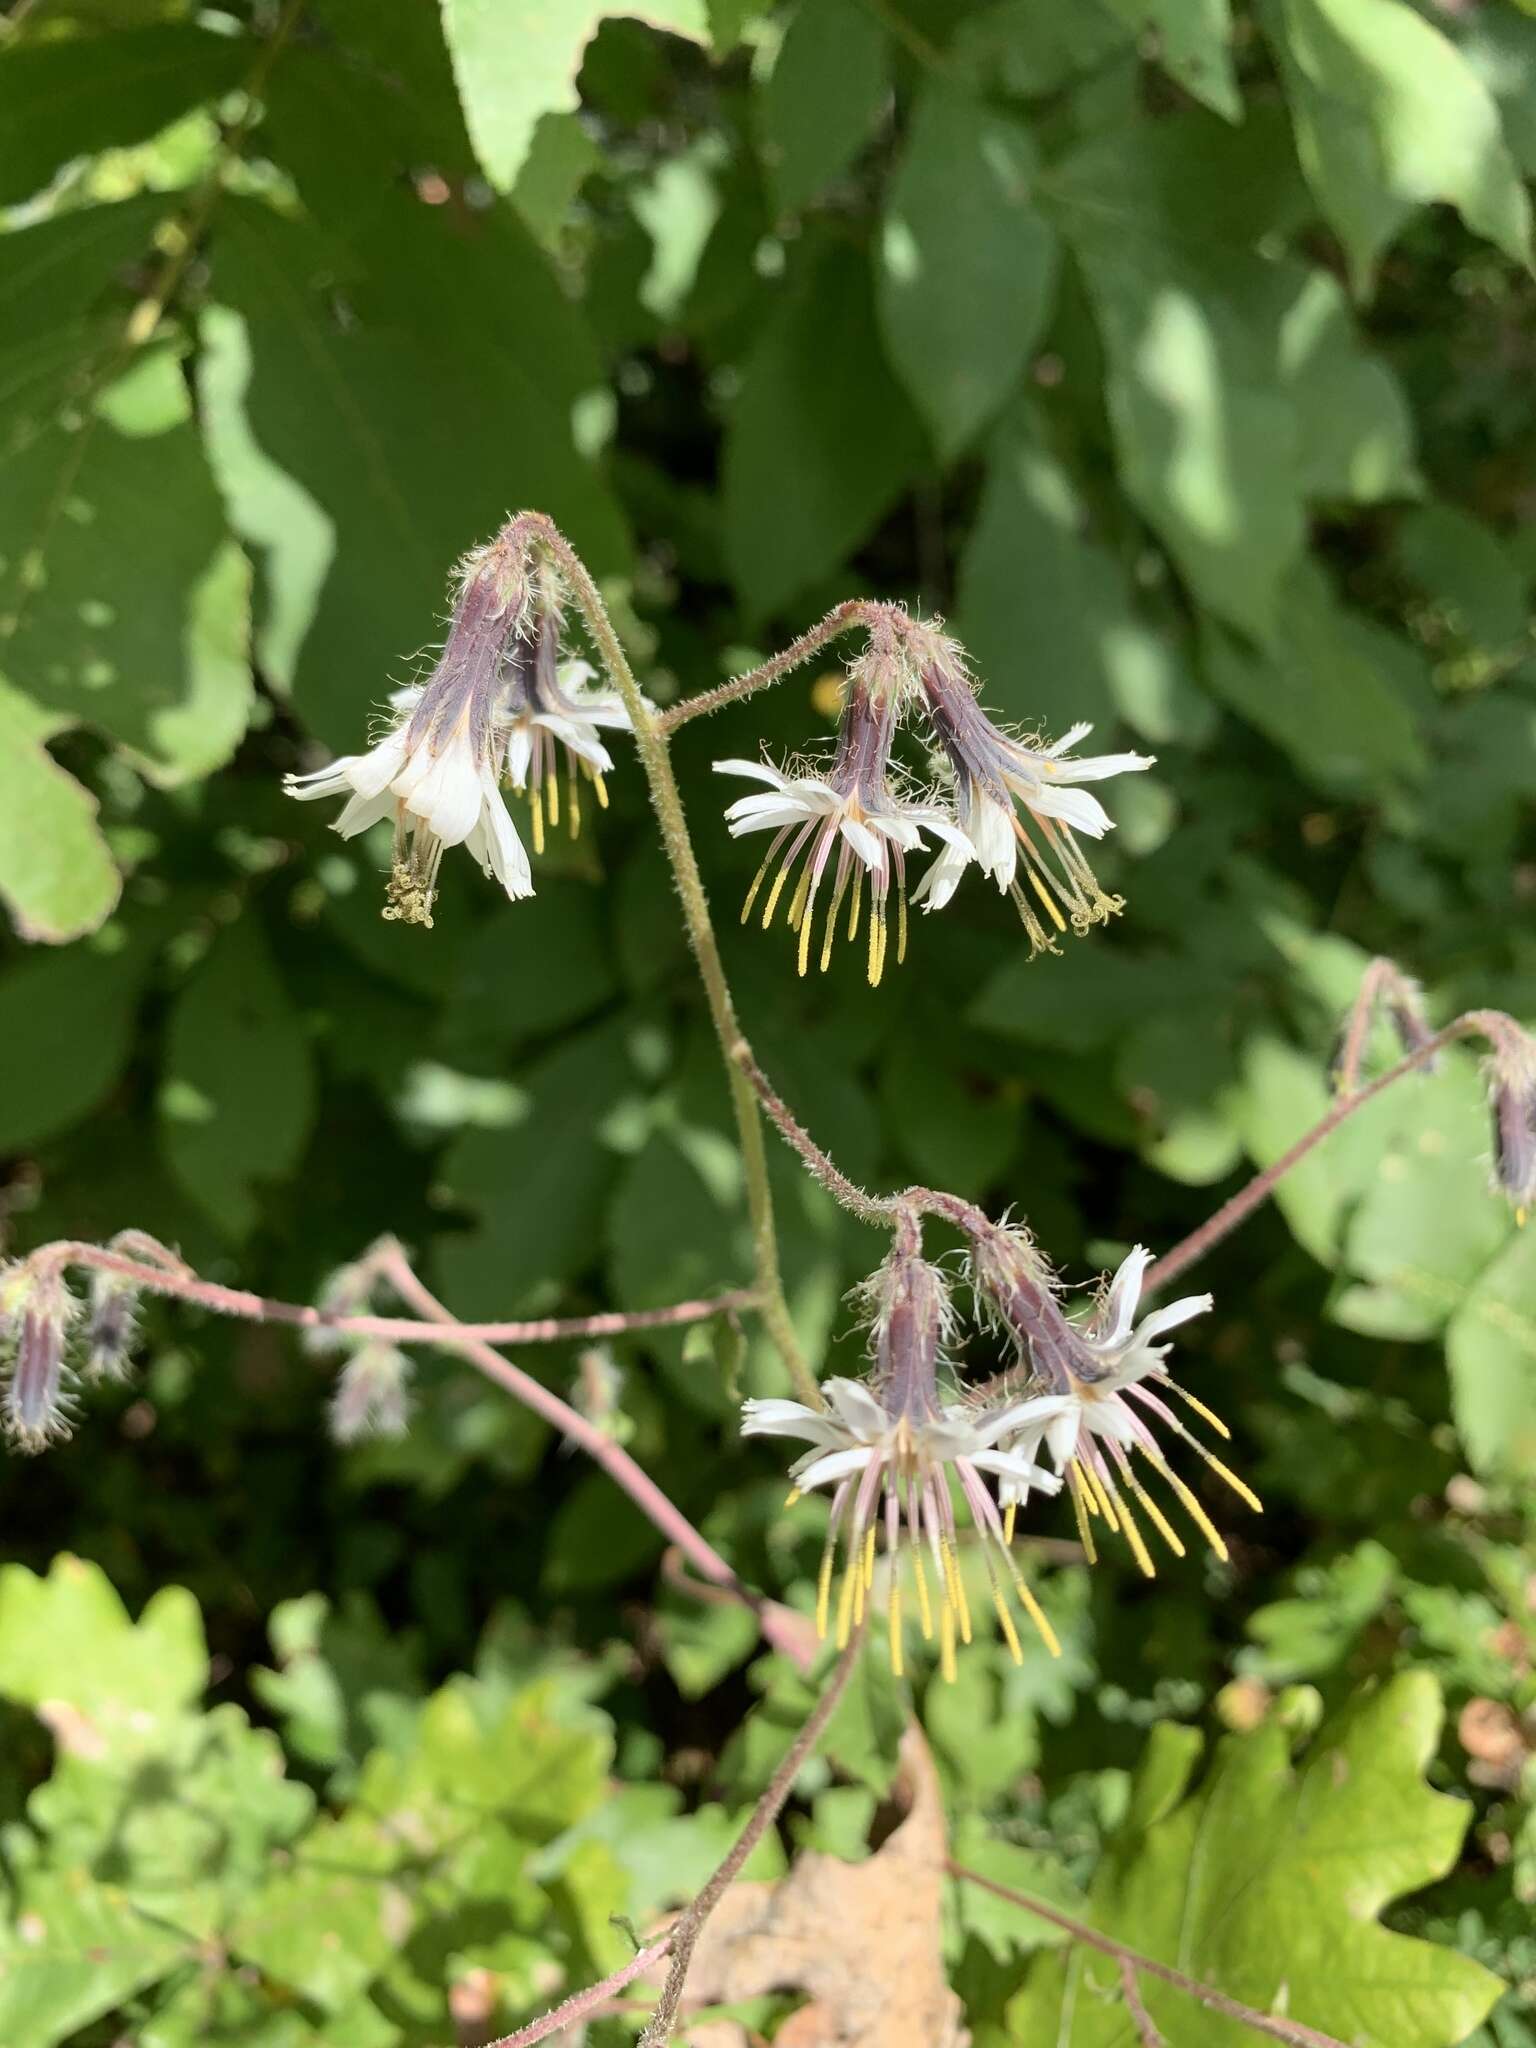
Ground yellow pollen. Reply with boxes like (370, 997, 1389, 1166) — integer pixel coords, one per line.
(888, 1582, 904, 1677)
(1028, 863, 1068, 932)
(786, 862, 813, 931)
(530, 786, 545, 856)
(1067, 1469, 1099, 1563)
(1172, 1386, 1232, 1440)
(797, 894, 816, 977)
(546, 768, 560, 828)
(864, 1524, 877, 1590)
(1201, 1450, 1263, 1514)
(836, 1553, 859, 1647)
(993, 1583, 1024, 1665)
(1079, 1459, 1121, 1533)
(783, 1487, 801, 1508)
(591, 770, 608, 809)
(940, 1603, 957, 1684)
(868, 899, 886, 988)
(911, 1544, 934, 1640)
(897, 878, 908, 964)
(1010, 1570, 1062, 1658)
(741, 847, 777, 925)
(1003, 1501, 1017, 1546)
(816, 1543, 836, 1639)
(567, 766, 581, 837)
(1107, 1478, 1156, 1579)
(941, 1535, 972, 1644)
(1122, 1462, 1186, 1557)
(1157, 1461, 1230, 1562)
(847, 863, 863, 943)
(760, 860, 794, 930)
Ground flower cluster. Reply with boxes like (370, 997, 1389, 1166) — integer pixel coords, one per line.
(744, 1224, 1257, 1675)
(718, 618, 1151, 979)
(284, 542, 629, 926)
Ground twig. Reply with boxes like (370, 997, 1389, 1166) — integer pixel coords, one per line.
(31, 1239, 752, 1350)
(636, 1626, 864, 2046)
(654, 599, 905, 735)
(1143, 1009, 1508, 1297)
(491, 1628, 863, 2048)
(947, 1862, 1348, 2048)
(369, 1244, 815, 1670)
(1120, 1956, 1166, 2048)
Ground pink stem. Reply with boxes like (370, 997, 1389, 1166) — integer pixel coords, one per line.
(654, 598, 907, 735)
(36, 1240, 752, 1347)
(487, 1936, 671, 2048)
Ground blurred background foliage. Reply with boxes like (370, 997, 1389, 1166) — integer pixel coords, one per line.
(1, 0, 1535, 2041)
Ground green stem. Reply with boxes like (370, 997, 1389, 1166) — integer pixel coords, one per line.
(515, 515, 820, 1408)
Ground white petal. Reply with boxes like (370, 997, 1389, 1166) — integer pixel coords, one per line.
(713, 757, 792, 790)
(839, 817, 885, 871)
(741, 1397, 842, 1445)
(967, 791, 1017, 887)
(400, 739, 483, 845)
(911, 835, 973, 912)
(1133, 1292, 1214, 1347)
(347, 727, 412, 801)
(793, 1444, 877, 1492)
(505, 723, 534, 789)
(330, 787, 396, 839)
(1091, 1247, 1153, 1352)
(533, 711, 613, 773)
(1018, 782, 1114, 837)
(823, 1378, 890, 1442)
(284, 760, 359, 802)
(1044, 1406, 1084, 1469)
(468, 774, 534, 900)
(970, 1448, 1064, 1495)
(1047, 749, 1154, 783)
(1082, 1396, 1139, 1448)
(972, 1393, 1075, 1448)
(1044, 722, 1094, 755)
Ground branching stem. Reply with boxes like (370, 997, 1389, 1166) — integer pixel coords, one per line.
(654, 598, 910, 734)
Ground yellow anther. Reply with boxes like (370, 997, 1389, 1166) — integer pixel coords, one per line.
(993, 1583, 1024, 1665)
(1158, 1462, 1229, 1562)
(888, 1583, 904, 1678)
(867, 901, 886, 988)
(896, 878, 908, 965)
(941, 1536, 972, 1644)
(1201, 1450, 1262, 1513)
(530, 786, 545, 856)
(911, 1545, 934, 1640)
(1029, 865, 1068, 932)
(836, 1555, 858, 1647)
(1003, 1501, 1017, 1546)
(1173, 1386, 1232, 1440)
(591, 770, 609, 809)
(847, 863, 863, 943)
(567, 767, 581, 838)
(1108, 1480, 1156, 1579)
(760, 861, 794, 930)
(816, 1544, 836, 1639)
(1067, 1470, 1099, 1564)
(1010, 1570, 1062, 1658)
(741, 848, 778, 925)
(797, 893, 816, 977)
(1079, 1459, 1120, 1533)
(1123, 1464, 1185, 1557)
(546, 768, 560, 829)
(852, 1543, 866, 1626)
(864, 1524, 877, 1590)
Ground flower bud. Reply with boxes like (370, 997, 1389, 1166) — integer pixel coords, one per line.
(305, 1258, 377, 1357)
(329, 1342, 413, 1443)
(967, 1220, 1099, 1391)
(864, 1248, 950, 1424)
(1, 1262, 79, 1453)
(84, 1270, 140, 1384)
(1490, 1074, 1536, 1214)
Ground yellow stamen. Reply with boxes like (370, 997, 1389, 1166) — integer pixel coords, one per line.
(993, 1583, 1024, 1665)
(530, 786, 545, 856)
(1106, 1477, 1156, 1579)
(783, 1487, 801, 1508)
(1003, 1501, 1017, 1546)
(1172, 1386, 1232, 1440)
(941, 1535, 972, 1644)
(847, 862, 863, 943)
(1200, 1450, 1263, 1513)
(820, 865, 852, 973)
(546, 768, 560, 829)
(741, 847, 778, 925)
(1078, 1459, 1120, 1534)
(760, 860, 794, 930)
(940, 1602, 957, 1684)
(786, 862, 813, 932)
(797, 888, 817, 977)
(1067, 1469, 1099, 1563)
(911, 1543, 934, 1640)
(836, 1554, 858, 1647)
(1158, 1462, 1229, 1562)
(888, 1583, 904, 1678)
(1028, 864, 1068, 932)
(1009, 1570, 1062, 1658)
(816, 1542, 836, 1639)
(867, 898, 886, 988)
(853, 1549, 866, 1626)
(567, 765, 581, 838)
(864, 1524, 877, 1591)
(1121, 1461, 1186, 1557)
(591, 770, 608, 809)
(896, 877, 908, 964)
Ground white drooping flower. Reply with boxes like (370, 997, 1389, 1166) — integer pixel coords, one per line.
(284, 535, 534, 927)
(977, 1241, 1256, 1576)
(907, 626, 1153, 955)
(500, 594, 631, 853)
(742, 1251, 1063, 1676)
(716, 647, 965, 985)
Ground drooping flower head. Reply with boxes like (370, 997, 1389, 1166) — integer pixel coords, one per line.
(742, 1248, 1063, 1677)
(284, 532, 535, 927)
(969, 1225, 1256, 1575)
(716, 631, 962, 986)
(330, 1342, 413, 1443)
(905, 624, 1153, 956)
(500, 567, 630, 855)
(1, 1260, 79, 1453)
(1481, 1020, 1536, 1220)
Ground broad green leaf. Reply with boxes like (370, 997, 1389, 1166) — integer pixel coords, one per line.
(723, 238, 926, 620)
(1201, 563, 1427, 794)
(158, 919, 317, 1240)
(757, 0, 889, 216)
(0, 1554, 205, 1731)
(0, 925, 149, 1145)
(951, 0, 1132, 97)
(0, 689, 120, 943)
(877, 85, 1056, 458)
(440, 0, 708, 192)
(0, 22, 247, 204)
(1272, 0, 1533, 294)
(607, 1125, 747, 1313)
(1445, 1226, 1536, 1479)
(0, 1869, 190, 2048)
(252, 1592, 424, 1790)
(0, 204, 255, 781)
(1281, 268, 1421, 501)
(1395, 503, 1530, 661)
(1008, 1674, 1503, 2045)
(1101, 0, 1241, 121)
(230, 1813, 412, 2013)
(949, 1817, 1086, 1961)
(1239, 1538, 1397, 1682)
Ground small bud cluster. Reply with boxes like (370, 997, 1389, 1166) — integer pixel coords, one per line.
(329, 1342, 413, 1444)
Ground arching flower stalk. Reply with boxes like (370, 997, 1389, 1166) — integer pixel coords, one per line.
(715, 634, 965, 986)
(969, 1226, 1257, 1576)
(283, 532, 535, 926)
(905, 624, 1153, 955)
(742, 1249, 1063, 1678)
(500, 567, 630, 854)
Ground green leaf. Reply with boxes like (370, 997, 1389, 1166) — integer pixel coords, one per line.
(1395, 503, 1530, 660)
(0, 1554, 205, 1732)
(1281, 268, 1421, 502)
(757, 0, 889, 216)
(0, 687, 120, 943)
(877, 85, 1056, 456)
(1008, 1674, 1503, 2046)
(0, 925, 149, 1145)
(724, 238, 926, 619)
(1239, 1538, 1397, 1683)
(951, 0, 1132, 97)
(1272, 0, 1533, 294)
(1201, 563, 1427, 794)
(0, 203, 255, 779)
(0, 1869, 190, 2048)
(440, 0, 708, 192)
(1445, 1226, 1536, 1479)
(950, 1816, 1086, 1961)
(1101, 0, 1241, 122)
(0, 22, 247, 205)
(158, 919, 317, 1240)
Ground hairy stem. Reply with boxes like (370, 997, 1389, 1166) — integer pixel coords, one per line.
(947, 1863, 1347, 2048)
(507, 512, 818, 1407)
(654, 597, 907, 734)
(636, 1625, 864, 2046)
(371, 1245, 815, 1669)
(1144, 1010, 1505, 1297)
(31, 1240, 752, 1350)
